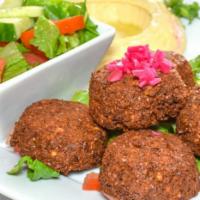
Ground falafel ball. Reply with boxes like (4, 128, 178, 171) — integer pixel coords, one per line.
(99, 130, 200, 200)
(166, 52, 195, 87)
(89, 67, 188, 130)
(177, 87, 200, 156)
(10, 99, 107, 175)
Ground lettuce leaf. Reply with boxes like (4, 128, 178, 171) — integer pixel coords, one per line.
(71, 90, 89, 105)
(23, 0, 63, 6)
(44, 1, 86, 20)
(152, 121, 176, 134)
(8, 156, 60, 181)
(78, 18, 99, 44)
(190, 55, 200, 85)
(196, 158, 200, 173)
(31, 16, 60, 58)
(0, 42, 29, 82)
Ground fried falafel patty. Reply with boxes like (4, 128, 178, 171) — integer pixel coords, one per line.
(99, 130, 200, 200)
(89, 67, 188, 130)
(166, 52, 195, 87)
(10, 100, 107, 175)
(177, 87, 200, 156)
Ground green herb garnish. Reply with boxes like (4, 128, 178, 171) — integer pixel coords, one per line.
(0, 42, 29, 81)
(196, 158, 200, 173)
(164, 0, 200, 23)
(152, 121, 176, 134)
(8, 156, 60, 181)
(190, 55, 200, 85)
(71, 90, 89, 105)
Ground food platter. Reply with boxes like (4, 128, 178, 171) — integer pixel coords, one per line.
(0, 0, 200, 200)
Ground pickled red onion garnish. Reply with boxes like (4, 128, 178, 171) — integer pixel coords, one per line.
(107, 45, 173, 87)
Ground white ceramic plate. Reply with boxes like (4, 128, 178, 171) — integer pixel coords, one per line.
(0, 12, 200, 200)
(0, 20, 115, 200)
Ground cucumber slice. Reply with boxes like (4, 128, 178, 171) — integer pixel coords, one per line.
(0, 0, 23, 8)
(0, 6, 44, 18)
(0, 18, 34, 41)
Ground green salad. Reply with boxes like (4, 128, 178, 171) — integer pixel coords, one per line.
(0, 0, 99, 83)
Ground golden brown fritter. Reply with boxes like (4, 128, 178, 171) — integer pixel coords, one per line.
(10, 99, 107, 175)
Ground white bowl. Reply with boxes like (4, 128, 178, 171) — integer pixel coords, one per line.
(0, 21, 115, 144)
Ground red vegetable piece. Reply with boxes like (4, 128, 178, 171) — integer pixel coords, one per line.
(0, 58, 6, 82)
(54, 16, 85, 35)
(82, 173, 100, 191)
(23, 52, 48, 66)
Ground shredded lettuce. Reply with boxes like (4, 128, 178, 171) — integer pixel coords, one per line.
(31, 16, 60, 58)
(0, 42, 29, 82)
(23, 0, 63, 6)
(78, 17, 99, 44)
(44, 1, 86, 20)
(196, 158, 200, 173)
(190, 55, 200, 85)
(8, 156, 60, 181)
(152, 122, 176, 134)
(56, 34, 80, 56)
(71, 90, 89, 105)
(16, 43, 29, 53)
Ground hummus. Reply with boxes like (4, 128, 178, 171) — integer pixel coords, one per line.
(87, 0, 186, 67)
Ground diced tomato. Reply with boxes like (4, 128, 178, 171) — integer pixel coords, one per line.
(0, 42, 8, 47)
(20, 29, 34, 49)
(54, 16, 85, 35)
(82, 173, 100, 191)
(23, 52, 48, 66)
(0, 58, 6, 82)
(20, 16, 85, 52)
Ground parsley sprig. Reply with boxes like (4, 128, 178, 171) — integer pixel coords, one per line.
(165, 0, 200, 23)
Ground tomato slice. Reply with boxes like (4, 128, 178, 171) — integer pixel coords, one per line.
(20, 29, 34, 49)
(0, 42, 8, 47)
(54, 16, 85, 35)
(0, 58, 6, 82)
(82, 173, 100, 191)
(23, 52, 48, 66)
(20, 16, 85, 51)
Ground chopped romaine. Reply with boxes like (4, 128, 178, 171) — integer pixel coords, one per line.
(44, 2, 86, 20)
(152, 122, 176, 134)
(190, 55, 200, 85)
(196, 158, 200, 173)
(16, 43, 29, 53)
(0, 42, 29, 81)
(56, 34, 80, 56)
(8, 156, 60, 181)
(31, 16, 60, 58)
(71, 90, 89, 105)
(78, 17, 99, 44)
(23, 0, 63, 6)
